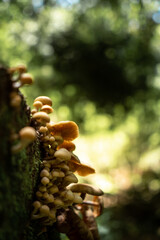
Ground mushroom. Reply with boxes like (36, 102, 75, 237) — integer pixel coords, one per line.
(40, 169, 50, 178)
(75, 163, 95, 177)
(41, 105, 54, 114)
(31, 205, 50, 220)
(31, 109, 37, 115)
(34, 96, 52, 106)
(54, 198, 64, 208)
(39, 185, 47, 192)
(13, 73, 33, 88)
(10, 94, 21, 108)
(54, 135, 64, 145)
(36, 191, 43, 198)
(73, 193, 83, 204)
(51, 169, 65, 178)
(32, 112, 50, 126)
(11, 126, 36, 153)
(60, 190, 74, 201)
(56, 163, 69, 171)
(9, 64, 27, 82)
(41, 177, 50, 185)
(54, 148, 71, 162)
(33, 101, 43, 111)
(58, 140, 76, 152)
(48, 185, 59, 194)
(39, 126, 48, 135)
(67, 183, 104, 196)
(63, 173, 78, 186)
(47, 121, 79, 141)
(9, 64, 27, 75)
(32, 201, 42, 215)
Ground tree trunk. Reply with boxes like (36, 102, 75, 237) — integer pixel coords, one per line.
(0, 66, 60, 240)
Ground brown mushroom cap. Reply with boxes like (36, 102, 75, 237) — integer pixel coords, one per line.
(19, 126, 36, 142)
(41, 105, 54, 114)
(34, 96, 52, 106)
(32, 112, 50, 124)
(48, 121, 79, 141)
(9, 64, 27, 74)
(17, 64, 27, 72)
(20, 73, 33, 84)
(33, 101, 43, 110)
(58, 140, 76, 152)
(75, 163, 95, 176)
(67, 183, 104, 196)
(68, 156, 95, 176)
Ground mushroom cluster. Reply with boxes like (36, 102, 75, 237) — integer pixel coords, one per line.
(9, 64, 33, 110)
(30, 96, 101, 226)
(9, 64, 33, 89)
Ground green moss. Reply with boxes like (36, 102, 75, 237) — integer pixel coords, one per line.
(0, 69, 60, 240)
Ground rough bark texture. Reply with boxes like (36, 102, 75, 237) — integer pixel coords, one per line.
(0, 66, 60, 240)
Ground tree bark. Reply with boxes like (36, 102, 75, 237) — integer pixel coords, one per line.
(0, 66, 60, 240)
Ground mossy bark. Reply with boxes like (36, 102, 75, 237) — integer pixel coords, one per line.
(0, 67, 60, 240)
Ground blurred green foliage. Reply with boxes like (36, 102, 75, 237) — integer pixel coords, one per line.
(1, 0, 160, 239)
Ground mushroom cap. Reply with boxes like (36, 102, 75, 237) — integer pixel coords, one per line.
(17, 64, 27, 73)
(9, 64, 27, 74)
(19, 126, 36, 142)
(48, 121, 79, 141)
(67, 183, 104, 196)
(34, 96, 52, 106)
(32, 112, 50, 123)
(39, 205, 50, 215)
(32, 201, 41, 210)
(39, 126, 48, 133)
(33, 101, 43, 109)
(58, 140, 76, 152)
(20, 73, 33, 84)
(54, 148, 71, 161)
(68, 158, 95, 176)
(76, 163, 95, 176)
(41, 105, 53, 114)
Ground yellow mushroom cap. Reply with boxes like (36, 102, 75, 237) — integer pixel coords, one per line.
(19, 127, 36, 143)
(48, 121, 79, 141)
(58, 140, 76, 152)
(32, 112, 50, 123)
(67, 183, 104, 196)
(20, 73, 33, 84)
(41, 105, 54, 114)
(34, 96, 52, 106)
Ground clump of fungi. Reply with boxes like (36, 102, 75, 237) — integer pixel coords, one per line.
(9, 65, 36, 153)
(9, 64, 33, 110)
(9, 64, 103, 237)
(30, 95, 104, 228)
